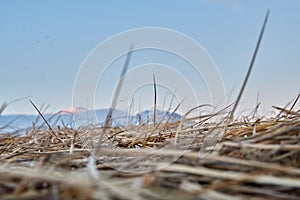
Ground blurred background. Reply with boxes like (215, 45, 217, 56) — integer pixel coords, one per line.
(1, 0, 299, 116)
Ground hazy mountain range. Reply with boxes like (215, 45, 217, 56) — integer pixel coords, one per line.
(0, 108, 182, 134)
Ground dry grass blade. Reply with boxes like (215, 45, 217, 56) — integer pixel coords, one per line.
(289, 93, 300, 111)
(104, 44, 134, 129)
(230, 10, 270, 120)
(162, 164, 300, 188)
(90, 44, 134, 181)
(153, 74, 157, 127)
(0, 101, 9, 115)
(97, 44, 134, 149)
(29, 99, 65, 145)
(0, 97, 29, 115)
(272, 105, 300, 117)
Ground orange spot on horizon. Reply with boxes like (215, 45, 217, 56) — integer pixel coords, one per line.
(62, 107, 85, 113)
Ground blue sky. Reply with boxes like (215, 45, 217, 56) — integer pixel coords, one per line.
(1, 0, 300, 115)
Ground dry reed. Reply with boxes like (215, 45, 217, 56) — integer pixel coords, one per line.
(0, 106, 299, 200)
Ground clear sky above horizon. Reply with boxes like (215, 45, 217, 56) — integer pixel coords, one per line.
(1, 0, 300, 115)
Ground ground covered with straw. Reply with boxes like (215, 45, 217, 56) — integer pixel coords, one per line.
(0, 108, 300, 200)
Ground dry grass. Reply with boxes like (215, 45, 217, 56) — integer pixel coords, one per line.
(1, 10, 299, 200)
(0, 107, 300, 200)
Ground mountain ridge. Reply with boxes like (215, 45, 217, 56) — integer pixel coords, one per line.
(0, 108, 182, 133)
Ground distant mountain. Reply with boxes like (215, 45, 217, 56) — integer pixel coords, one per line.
(73, 108, 182, 127)
(73, 108, 129, 127)
(0, 108, 182, 134)
(0, 112, 75, 134)
(131, 110, 182, 126)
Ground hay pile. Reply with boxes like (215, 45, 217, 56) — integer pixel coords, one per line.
(0, 109, 300, 200)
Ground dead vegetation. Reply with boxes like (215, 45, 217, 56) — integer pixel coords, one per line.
(1, 9, 299, 200)
(0, 106, 300, 200)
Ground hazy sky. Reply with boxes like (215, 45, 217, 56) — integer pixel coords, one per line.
(1, 0, 300, 115)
